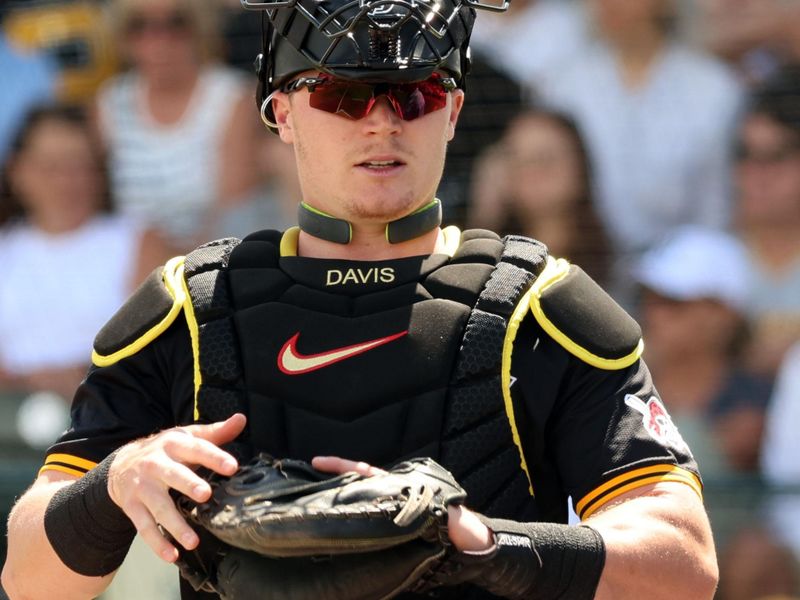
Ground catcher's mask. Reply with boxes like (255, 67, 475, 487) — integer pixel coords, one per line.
(241, 0, 509, 130)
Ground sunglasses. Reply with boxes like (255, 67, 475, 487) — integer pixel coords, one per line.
(282, 73, 457, 122)
(126, 12, 191, 35)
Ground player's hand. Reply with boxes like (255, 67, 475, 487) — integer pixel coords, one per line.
(312, 456, 494, 553)
(107, 413, 247, 563)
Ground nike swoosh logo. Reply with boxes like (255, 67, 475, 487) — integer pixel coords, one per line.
(278, 330, 408, 375)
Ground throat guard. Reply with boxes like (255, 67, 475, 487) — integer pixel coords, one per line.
(298, 199, 443, 245)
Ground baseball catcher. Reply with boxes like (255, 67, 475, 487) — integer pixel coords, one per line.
(2, 0, 717, 597)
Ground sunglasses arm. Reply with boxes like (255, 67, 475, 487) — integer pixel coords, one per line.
(284, 77, 327, 93)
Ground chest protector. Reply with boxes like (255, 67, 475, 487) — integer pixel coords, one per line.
(183, 229, 547, 522)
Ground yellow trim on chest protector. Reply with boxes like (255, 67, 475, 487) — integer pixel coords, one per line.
(182, 269, 203, 421)
(529, 257, 643, 370)
(91, 256, 187, 367)
(502, 288, 537, 497)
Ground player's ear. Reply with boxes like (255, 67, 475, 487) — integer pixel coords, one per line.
(446, 90, 465, 142)
(272, 92, 294, 144)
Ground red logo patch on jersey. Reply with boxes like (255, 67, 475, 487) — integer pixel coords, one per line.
(624, 394, 690, 455)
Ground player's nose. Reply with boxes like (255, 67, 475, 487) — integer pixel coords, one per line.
(363, 96, 403, 134)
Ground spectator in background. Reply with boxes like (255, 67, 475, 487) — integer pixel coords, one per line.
(2, 1, 118, 105)
(542, 0, 743, 296)
(716, 526, 800, 600)
(95, 0, 260, 252)
(0, 31, 56, 165)
(469, 0, 589, 95)
(634, 226, 772, 478)
(761, 341, 800, 562)
(218, 0, 263, 73)
(438, 54, 524, 226)
(215, 128, 302, 240)
(468, 108, 610, 285)
(0, 105, 169, 405)
(694, 0, 800, 87)
(187, 0, 305, 241)
(735, 65, 800, 377)
(441, 0, 587, 224)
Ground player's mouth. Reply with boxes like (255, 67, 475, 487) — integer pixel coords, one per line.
(355, 157, 406, 173)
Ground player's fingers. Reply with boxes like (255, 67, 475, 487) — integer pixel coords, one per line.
(312, 456, 386, 477)
(446, 505, 494, 552)
(184, 413, 247, 447)
(125, 500, 180, 563)
(157, 461, 213, 503)
(138, 483, 200, 552)
(163, 432, 238, 476)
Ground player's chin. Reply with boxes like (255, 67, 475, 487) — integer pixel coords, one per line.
(348, 192, 421, 223)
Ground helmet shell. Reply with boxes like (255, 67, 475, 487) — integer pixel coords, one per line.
(246, 0, 476, 122)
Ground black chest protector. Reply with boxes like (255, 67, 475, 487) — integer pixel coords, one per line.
(183, 229, 547, 523)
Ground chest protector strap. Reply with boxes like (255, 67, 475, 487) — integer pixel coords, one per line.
(440, 235, 547, 521)
(182, 237, 250, 458)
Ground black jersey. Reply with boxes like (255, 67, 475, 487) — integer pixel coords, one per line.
(45, 308, 699, 516)
(41, 229, 701, 598)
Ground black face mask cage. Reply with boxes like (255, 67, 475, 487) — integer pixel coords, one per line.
(246, 0, 479, 75)
(245, 0, 507, 128)
(242, 0, 509, 14)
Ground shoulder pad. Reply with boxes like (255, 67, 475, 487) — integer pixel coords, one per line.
(92, 256, 187, 367)
(529, 257, 643, 370)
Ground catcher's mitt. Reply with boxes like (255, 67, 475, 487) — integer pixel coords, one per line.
(174, 454, 468, 599)
(178, 453, 467, 557)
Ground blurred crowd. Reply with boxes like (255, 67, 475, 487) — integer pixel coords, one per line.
(1, 0, 800, 597)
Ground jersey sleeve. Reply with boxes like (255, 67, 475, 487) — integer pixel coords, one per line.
(514, 317, 701, 521)
(40, 316, 195, 478)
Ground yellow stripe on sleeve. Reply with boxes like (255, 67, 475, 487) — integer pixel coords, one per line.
(43, 453, 98, 471)
(39, 464, 89, 478)
(39, 453, 99, 478)
(575, 465, 703, 519)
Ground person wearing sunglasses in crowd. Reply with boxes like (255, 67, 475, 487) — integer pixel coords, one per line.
(2, 0, 718, 599)
(94, 0, 260, 253)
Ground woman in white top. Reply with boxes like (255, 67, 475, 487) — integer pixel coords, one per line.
(0, 105, 170, 401)
(95, 0, 260, 251)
